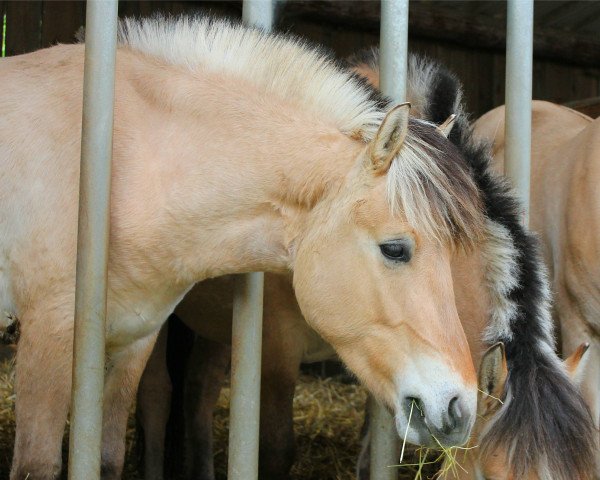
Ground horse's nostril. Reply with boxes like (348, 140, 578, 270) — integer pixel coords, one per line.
(405, 396, 425, 418)
(449, 396, 460, 418)
(445, 396, 464, 431)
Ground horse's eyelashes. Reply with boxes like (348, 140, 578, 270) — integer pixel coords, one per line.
(379, 241, 412, 263)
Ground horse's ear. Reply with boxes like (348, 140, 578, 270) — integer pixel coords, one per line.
(564, 342, 590, 387)
(369, 103, 410, 174)
(477, 342, 507, 416)
(438, 114, 456, 138)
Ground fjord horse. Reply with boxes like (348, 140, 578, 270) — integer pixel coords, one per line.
(351, 52, 596, 480)
(0, 17, 485, 479)
(137, 54, 596, 480)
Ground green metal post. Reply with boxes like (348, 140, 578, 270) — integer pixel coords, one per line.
(68, 1, 118, 478)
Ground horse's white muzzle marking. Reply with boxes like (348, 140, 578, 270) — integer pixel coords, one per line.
(393, 356, 477, 448)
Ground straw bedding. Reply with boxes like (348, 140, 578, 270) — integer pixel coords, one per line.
(0, 354, 439, 479)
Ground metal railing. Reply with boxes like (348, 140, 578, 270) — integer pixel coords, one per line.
(505, 0, 534, 226)
(371, 4, 409, 478)
(227, 4, 271, 480)
(68, 1, 118, 479)
(67, 0, 534, 478)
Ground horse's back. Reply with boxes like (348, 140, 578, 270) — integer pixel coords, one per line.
(474, 101, 593, 260)
(474, 100, 592, 174)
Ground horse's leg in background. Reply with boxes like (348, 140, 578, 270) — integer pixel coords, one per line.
(100, 332, 158, 480)
(10, 302, 73, 480)
(184, 336, 230, 480)
(136, 324, 171, 480)
(555, 288, 600, 478)
(258, 277, 306, 480)
(555, 280, 600, 431)
(356, 400, 372, 480)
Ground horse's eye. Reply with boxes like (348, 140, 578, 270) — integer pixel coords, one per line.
(379, 241, 412, 262)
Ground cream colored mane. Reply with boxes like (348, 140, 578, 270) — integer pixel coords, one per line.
(118, 16, 384, 141)
(119, 16, 484, 245)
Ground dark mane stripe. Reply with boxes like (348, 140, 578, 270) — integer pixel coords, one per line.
(348, 49, 596, 479)
(414, 56, 597, 479)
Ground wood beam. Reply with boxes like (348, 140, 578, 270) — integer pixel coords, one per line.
(280, 1, 600, 68)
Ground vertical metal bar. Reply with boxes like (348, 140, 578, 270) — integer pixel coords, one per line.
(369, 1, 409, 479)
(242, 0, 274, 30)
(227, 4, 271, 480)
(379, 0, 409, 102)
(369, 396, 399, 480)
(68, 1, 118, 479)
(505, 0, 534, 225)
(228, 272, 265, 480)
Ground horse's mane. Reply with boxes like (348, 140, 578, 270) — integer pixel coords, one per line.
(348, 50, 596, 479)
(118, 15, 385, 140)
(118, 15, 484, 248)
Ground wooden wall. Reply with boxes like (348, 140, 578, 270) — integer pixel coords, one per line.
(1, 0, 599, 117)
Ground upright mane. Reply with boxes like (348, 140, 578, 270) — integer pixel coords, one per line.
(118, 16, 484, 247)
(118, 15, 385, 140)
(369, 52, 596, 479)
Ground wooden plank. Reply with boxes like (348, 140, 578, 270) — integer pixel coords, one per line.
(5, 1, 42, 56)
(41, 1, 85, 48)
(280, 0, 600, 68)
(565, 97, 600, 118)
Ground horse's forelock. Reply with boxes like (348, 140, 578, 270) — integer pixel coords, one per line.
(386, 119, 485, 249)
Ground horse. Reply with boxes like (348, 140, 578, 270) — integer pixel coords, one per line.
(350, 51, 597, 480)
(0, 16, 487, 479)
(474, 100, 600, 474)
(136, 53, 596, 480)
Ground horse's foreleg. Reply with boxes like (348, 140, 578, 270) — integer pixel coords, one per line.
(10, 305, 73, 480)
(258, 328, 304, 479)
(184, 336, 230, 480)
(356, 400, 372, 480)
(136, 324, 171, 480)
(101, 332, 158, 480)
(258, 368, 299, 480)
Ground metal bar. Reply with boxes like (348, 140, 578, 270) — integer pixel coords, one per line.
(227, 5, 272, 480)
(505, 0, 534, 225)
(243, 0, 275, 30)
(379, 0, 409, 102)
(369, 396, 399, 480)
(228, 272, 265, 480)
(369, 1, 409, 479)
(67, 1, 118, 479)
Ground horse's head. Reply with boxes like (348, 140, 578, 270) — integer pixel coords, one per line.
(293, 103, 485, 447)
(445, 343, 592, 480)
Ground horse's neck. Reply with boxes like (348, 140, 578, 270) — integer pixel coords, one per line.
(113, 51, 362, 285)
(452, 249, 490, 364)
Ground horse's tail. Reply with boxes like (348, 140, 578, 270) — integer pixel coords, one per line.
(349, 49, 598, 479)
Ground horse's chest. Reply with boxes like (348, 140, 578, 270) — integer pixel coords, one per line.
(302, 329, 336, 363)
(107, 309, 164, 347)
(106, 289, 189, 348)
